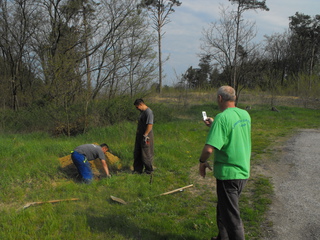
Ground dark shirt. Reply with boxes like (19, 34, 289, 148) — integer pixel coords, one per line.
(74, 144, 105, 161)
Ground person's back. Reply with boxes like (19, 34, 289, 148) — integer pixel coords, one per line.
(74, 144, 105, 161)
(207, 107, 251, 180)
(198, 85, 252, 240)
(71, 143, 110, 183)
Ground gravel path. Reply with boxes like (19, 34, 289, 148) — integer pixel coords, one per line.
(263, 129, 320, 240)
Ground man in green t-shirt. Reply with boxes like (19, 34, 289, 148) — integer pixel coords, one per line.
(198, 86, 251, 240)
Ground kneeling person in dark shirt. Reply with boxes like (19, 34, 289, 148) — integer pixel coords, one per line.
(71, 143, 111, 183)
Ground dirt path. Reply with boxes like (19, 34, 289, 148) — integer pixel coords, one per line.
(263, 129, 320, 240)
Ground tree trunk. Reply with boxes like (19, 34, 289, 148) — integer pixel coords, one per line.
(83, 5, 91, 134)
(232, 4, 241, 90)
(157, 12, 162, 94)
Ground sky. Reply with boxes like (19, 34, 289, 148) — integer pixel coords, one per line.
(160, 0, 320, 86)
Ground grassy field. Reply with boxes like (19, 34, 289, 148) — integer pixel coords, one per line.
(0, 97, 319, 240)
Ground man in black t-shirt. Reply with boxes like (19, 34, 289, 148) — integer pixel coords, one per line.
(133, 99, 154, 174)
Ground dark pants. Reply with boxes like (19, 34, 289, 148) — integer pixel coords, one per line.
(71, 151, 93, 184)
(216, 179, 247, 240)
(133, 131, 154, 174)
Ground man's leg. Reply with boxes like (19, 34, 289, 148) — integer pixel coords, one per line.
(133, 138, 143, 173)
(216, 202, 229, 240)
(141, 132, 154, 174)
(216, 179, 247, 240)
(71, 151, 93, 183)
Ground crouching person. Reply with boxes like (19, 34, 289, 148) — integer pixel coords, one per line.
(71, 143, 111, 184)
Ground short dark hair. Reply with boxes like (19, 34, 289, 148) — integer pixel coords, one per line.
(134, 98, 144, 105)
(100, 143, 109, 149)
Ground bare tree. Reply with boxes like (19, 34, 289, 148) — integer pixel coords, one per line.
(90, 0, 157, 99)
(0, 0, 39, 110)
(228, 0, 269, 90)
(264, 31, 290, 87)
(21, 0, 91, 135)
(122, 14, 158, 97)
(138, 0, 181, 94)
(0, 0, 158, 134)
(288, 12, 320, 91)
(201, 5, 259, 101)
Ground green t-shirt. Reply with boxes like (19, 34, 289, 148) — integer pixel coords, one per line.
(206, 107, 251, 180)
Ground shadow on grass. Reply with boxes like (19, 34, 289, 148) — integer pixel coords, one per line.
(86, 213, 198, 240)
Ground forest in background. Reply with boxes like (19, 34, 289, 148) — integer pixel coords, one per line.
(0, 0, 319, 135)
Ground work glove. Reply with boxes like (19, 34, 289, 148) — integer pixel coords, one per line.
(143, 135, 150, 144)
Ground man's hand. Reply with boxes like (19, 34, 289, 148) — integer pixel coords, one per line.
(199, 161, 212, 178)
(143, 135, 150, 144)
(204, 117, 214, 127)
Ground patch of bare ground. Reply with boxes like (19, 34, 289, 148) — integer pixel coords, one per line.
(261, 129, 320, 240)
(189, 162, 216, 195)
(189, 130, 320, 240)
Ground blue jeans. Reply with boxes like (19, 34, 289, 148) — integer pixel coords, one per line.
(71, 151, 93, 183)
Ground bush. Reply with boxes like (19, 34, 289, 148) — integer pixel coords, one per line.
(94, 96, 138, 126)
(0, 107, 54, 133)
(148, 103, 175, 123)
(92, 97, 176, 126)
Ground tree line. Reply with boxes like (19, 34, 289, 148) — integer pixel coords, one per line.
(1, 0, 319, 134)
(0, 0, 166, 134)
(180, 1, 320, 106)
(0, 0, 185, 135)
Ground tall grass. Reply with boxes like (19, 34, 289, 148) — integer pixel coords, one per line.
(0, 101, 319, 239)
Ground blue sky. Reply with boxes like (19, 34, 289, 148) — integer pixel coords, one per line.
(160, 0, 320, 86)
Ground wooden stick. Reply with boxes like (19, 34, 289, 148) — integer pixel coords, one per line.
(22, 198, 80, 209)
(159, 184, 194, 196)
(110, 184, 194, 205)
(110, 195, 128, 205)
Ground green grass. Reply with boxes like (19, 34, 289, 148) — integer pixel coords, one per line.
(0, 102, 319, 239)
